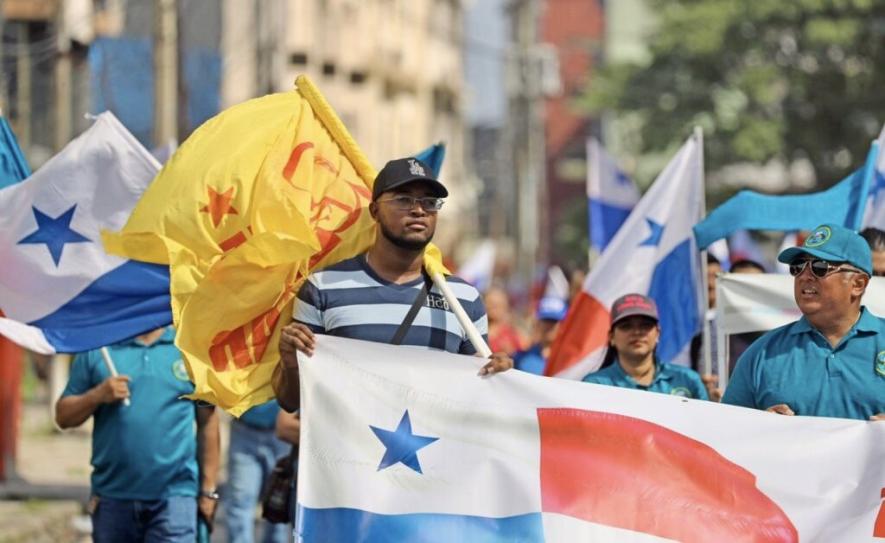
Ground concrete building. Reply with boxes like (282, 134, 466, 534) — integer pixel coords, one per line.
(222, 0, 473, 250)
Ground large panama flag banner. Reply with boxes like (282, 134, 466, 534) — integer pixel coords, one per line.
(0, 113, 170, 353)
(297, 336, 885, 542)
(546, 134, 704, 379)
(104, 76, 447, 415)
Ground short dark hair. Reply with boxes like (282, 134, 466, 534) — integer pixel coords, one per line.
(730, 259, 766, 273)
(707, 253, 721, 266)
(860, 227, 885, 252)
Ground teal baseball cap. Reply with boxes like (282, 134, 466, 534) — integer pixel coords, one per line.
(777, 224, 872, 276)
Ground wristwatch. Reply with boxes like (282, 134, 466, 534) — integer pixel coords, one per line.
(199, 489, 220, 500)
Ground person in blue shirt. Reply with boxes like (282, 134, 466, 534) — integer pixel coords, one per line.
(55, 327, 220, 542)
(582, 293, 708, 400)
(723, 224, 885, 421)
(513, 296, 567, 375)
(222, 399, 290, 543)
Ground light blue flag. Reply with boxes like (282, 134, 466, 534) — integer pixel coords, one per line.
(0, 117, 31, 189)
(694, 141, 879, 249)
(413, 142, 446, 177)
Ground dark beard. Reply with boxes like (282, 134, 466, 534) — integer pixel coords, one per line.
(379, 221, 433, 251)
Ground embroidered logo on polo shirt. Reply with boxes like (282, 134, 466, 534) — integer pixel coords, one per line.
(804, 226, 831, 247)
(875, 350, 885, 377)
(172, 359, 190, 381)
(670, 387, 692, 398)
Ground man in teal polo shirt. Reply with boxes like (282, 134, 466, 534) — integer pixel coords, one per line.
(55, 327, 221, 542)
(582, 293, 708, 400)
(723, 224, 885, 421)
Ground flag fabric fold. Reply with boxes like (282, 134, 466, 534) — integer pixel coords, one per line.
(103, 75, 446, 415)
(0, 117, 30, 190)
(457, 239, 496, 292)
(694, 141, 880, 249)
(587, 138, 639, 254)
(547, 135, 704, 379)
(0, 112, 170, 354)
(297, 335, 885, 542)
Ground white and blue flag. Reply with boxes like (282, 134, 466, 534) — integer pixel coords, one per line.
(548, 135, 705, 378)
(587, 138, 639, 254)
(297, 335, 885, 542)
(0, 112, 171, 354)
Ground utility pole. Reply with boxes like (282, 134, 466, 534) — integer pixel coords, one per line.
(54, 2, 73, 151)
(507, 0, 543, 295)
(154, 0, 179, 146)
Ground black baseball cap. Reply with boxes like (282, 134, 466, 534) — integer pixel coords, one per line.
(372, 157, 448, 201)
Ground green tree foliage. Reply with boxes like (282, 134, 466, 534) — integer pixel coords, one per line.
(583, 0, 885, 186)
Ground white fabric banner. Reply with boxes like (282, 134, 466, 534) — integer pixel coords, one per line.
(297, 336, 885, 543)
(717, 274, 885, 336)
(714, 274, 885, 386)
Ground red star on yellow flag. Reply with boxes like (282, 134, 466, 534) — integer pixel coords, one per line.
(200, 186, 238, 227)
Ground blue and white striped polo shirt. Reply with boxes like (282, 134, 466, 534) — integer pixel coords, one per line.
(294, 254, 489, 355)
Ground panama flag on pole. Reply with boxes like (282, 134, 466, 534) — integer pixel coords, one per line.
(587, 138, 639, 254)
(547, 134, 704, 379)
(0, 112, 171, 354)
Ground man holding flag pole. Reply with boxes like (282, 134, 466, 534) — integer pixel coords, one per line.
(273, 156, 513, 412)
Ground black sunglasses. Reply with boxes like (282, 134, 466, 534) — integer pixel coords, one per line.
(788, 259, 861, 278)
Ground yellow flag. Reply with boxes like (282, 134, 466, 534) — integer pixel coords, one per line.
(104, 76, 447, 415)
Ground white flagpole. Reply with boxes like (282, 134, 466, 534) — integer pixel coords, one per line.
(694, 126, 714, 378)
(100, 347, 130, 407)
(430, 271, 492, 358)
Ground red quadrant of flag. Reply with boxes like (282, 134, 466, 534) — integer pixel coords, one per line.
(544, 291, 609, 376)
(538, 408, 799, 542)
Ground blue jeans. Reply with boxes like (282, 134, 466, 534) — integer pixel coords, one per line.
(223, 419, 291, 543)
(92, 495, 196, 543)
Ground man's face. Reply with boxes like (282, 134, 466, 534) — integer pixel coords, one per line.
(371, 181, 440, 251)
(791, 256, 867, 320)
(872, 249, 885, 277)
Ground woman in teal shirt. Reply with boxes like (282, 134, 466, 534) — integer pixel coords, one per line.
(582, 293, 708, 400)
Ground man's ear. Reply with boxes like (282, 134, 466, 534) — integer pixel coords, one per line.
(368, 201, 378, 220)
(850, 272, 869, 297)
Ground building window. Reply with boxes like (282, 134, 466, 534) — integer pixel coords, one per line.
(289, 52, 308, 65)
(322, 62, 336, 76)
(349, 71, 367, 85)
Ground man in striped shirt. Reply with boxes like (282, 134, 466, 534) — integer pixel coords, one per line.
(273, 157, 513, 411)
